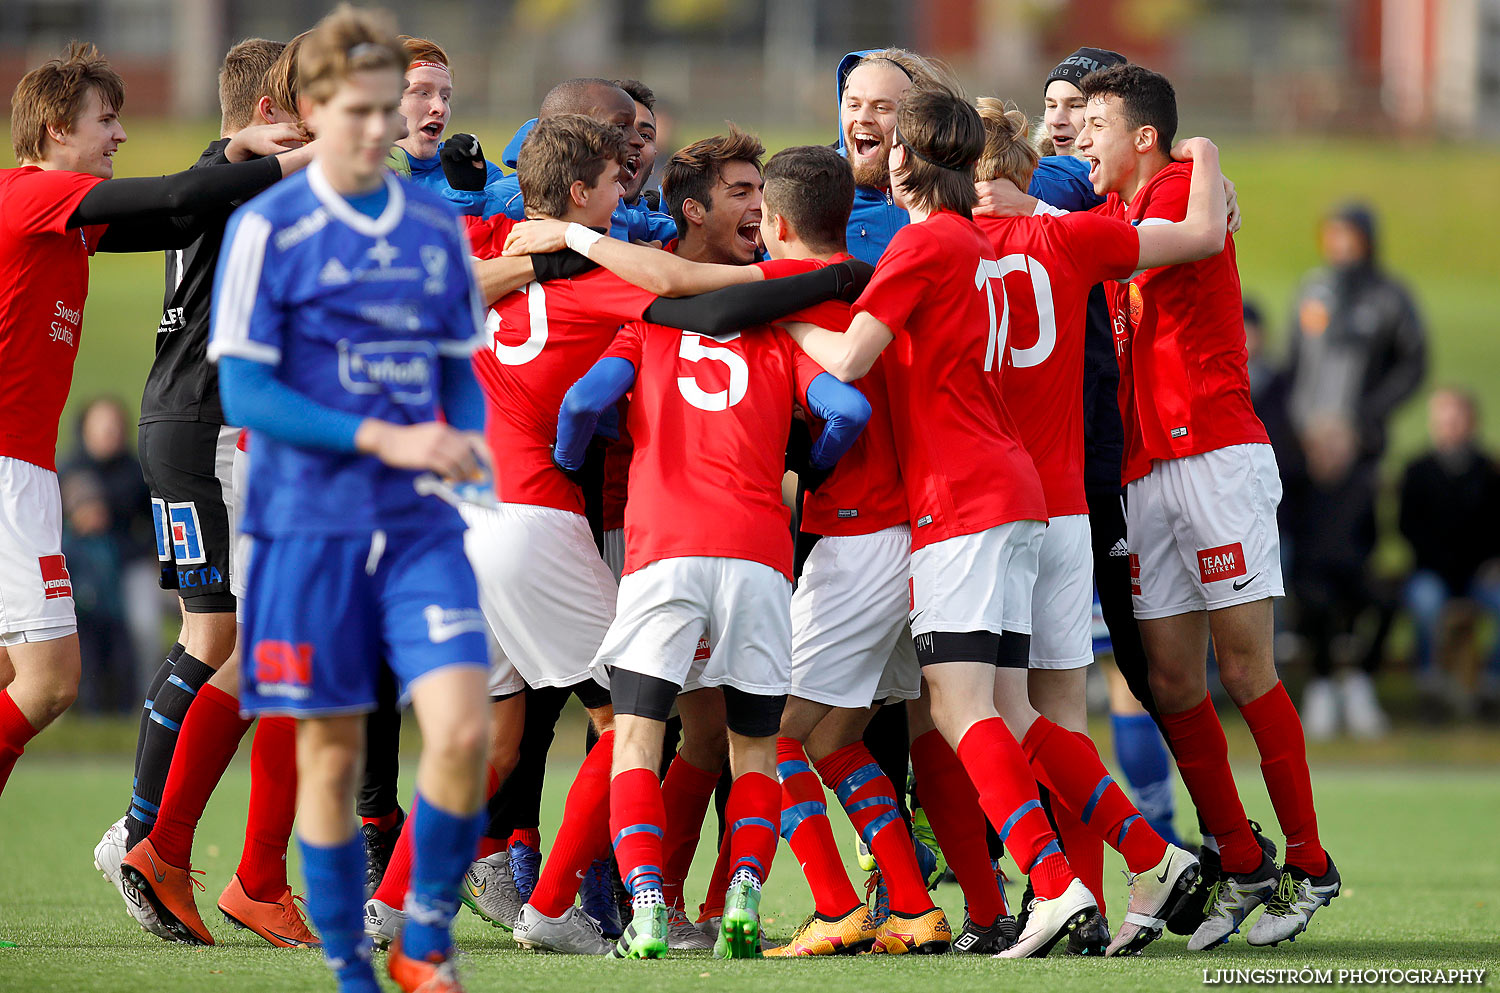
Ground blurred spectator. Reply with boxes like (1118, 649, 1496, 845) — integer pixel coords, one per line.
(1283, 414, 1387, 739)
(1243, 300, 1302, 483)
(1285, 202, 1426, 469)
(58, 472, 133, 713)
(1398, 387, 1500, 718)
(59, 397, 170, 694)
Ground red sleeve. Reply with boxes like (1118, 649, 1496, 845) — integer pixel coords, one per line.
(1137, 168, 1190, 224)
(602, 321, 647, 368)
(1056, 211, 1141, 284)
(754, 257, 817, 279)
(783, 329, 829, 406)
(572, 268, 659, 324)
(781, 298, 852, 333)
(3, 169, 104, 237)
(852, 225, 934, 333)
(466, 214, 517, 258)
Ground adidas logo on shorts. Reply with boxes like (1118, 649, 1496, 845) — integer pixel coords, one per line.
(1109, 538, 1129, 558)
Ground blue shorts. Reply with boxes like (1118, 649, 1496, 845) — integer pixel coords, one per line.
(240, 527, 488, 717)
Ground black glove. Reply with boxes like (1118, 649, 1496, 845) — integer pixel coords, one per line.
(549, 442, 586, 486)
(641, 189, 661, 211)
(530, 248, 599, 283)
(831, 258, 877, 301)
(440, 133, 488, 191)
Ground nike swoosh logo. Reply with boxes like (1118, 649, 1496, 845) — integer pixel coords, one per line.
(146, 852, 166, 884)
(1157, 864, 1172, 884)
(1232, 573, 1260, 592)
(468, 877, 487, 895)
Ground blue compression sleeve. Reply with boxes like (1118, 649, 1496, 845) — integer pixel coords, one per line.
(804, 371, 871, 469)
(554, 357, 637, 472)
(219, 356, 365, 452)
(438, 355, 485, 433)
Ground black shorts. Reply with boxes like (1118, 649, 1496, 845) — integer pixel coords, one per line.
(139, 420, 239, 610)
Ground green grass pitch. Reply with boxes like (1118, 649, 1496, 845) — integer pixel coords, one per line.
(1, 714, 1496, 992)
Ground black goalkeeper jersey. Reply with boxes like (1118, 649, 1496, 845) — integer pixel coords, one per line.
(139, 139, 240, 425)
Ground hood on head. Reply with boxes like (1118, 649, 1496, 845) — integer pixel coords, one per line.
(502, 118, 538, 170)
(1327, 200, 1378, 263)
(835, 49, 881, 153)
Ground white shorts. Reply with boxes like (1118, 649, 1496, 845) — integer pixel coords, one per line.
(461, 502, 616, 690)
(485, 632, 526, 698)
(594, 556, 793, 696)
(1127, 443, 1285, 620)
(231, 443, 251, 610)
(1029, 514, 1094, 670)
(909, 519, 1044, 638)
(603, 527, 625, 583)
(790, 526, 921, 708)
(0, 457, 76, 644)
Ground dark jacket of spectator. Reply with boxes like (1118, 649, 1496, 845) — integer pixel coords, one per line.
(1399, 446, 1500, 592)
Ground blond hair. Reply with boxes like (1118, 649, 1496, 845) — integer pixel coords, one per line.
(11, 42, 125, 163)
(297, 4, 404, 106)
(850, 48, 960, 93)
(219, 38, 285, 134)
(975, 97, 1039, 189)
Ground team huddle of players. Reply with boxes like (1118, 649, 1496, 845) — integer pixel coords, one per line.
(0, 4, 1344, 992)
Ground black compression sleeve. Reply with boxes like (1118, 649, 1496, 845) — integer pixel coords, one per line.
(71, 155, 283, 229)
(642, 261, 866, 335)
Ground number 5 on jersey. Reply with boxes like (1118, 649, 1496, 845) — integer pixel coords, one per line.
(677, 331, 748, 411)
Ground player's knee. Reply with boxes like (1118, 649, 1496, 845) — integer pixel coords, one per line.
(429, 715, 488, 770)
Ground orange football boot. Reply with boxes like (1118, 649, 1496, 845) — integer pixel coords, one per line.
(217, 873, 319, 947)
(120, 838, 214, 945)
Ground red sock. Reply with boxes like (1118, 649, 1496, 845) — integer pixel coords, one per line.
(909, 730, 1007, 925)
(509, 827, 541, 850)
(0, 691, 39, 796)
(660, 753, 720, 909)
(1020, 716, 1166, 874)
(723, 771, 778, 885)
(372, 811, 416, 907)
(362, 808, 401, 833)
(1160, 694, 1261, 873)
(777, 739, 860, 917)
(610, 766, 665, 897)
(236, 716, 297, 901)
(814, 742, 929, 915)
(698, 828, 731, 920)
(1239, 682, 1327, 875)
(530, 730, 614, 916)
(149, 684, 253, 866)
(955, 717, 1074, 900)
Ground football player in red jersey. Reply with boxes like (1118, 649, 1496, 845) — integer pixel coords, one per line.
(1077, 63, 1337, 949)
(970, 97, 1231, 955)
(451, 121, 867, 955)
(784, 79, 1199, 958)
(0, 42, 313, 805)
(550, 207, 872, 960)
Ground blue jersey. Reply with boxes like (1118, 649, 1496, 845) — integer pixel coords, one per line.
(389, 143, 505, 216)
(209, 163, 484, 539)
(1029, 154, 1105, 212)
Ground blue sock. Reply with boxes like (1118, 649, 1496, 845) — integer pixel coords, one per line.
(1110, 713, 1181, 846)
(298, 833, 380, 993)
(404, 792, 485, 961)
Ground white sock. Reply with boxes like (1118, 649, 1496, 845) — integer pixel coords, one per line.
(632, 887, 665, 912)
(730, 867, 761, 891)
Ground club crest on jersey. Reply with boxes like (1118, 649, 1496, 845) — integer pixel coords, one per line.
(420, 244, 448, 295)
(38, 554, 71, 600)
(423, 605, 488, 644)
(338, 339, 435, 404)
(167, 502, 207, 565)
(1127, 282, 1143, 325)
(1197, 542, 1247, 584)
(253, 640, 313, 699)
(367, 238, 400, 267)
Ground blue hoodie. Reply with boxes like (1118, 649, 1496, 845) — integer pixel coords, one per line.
(463, 119, 677, 244)
(387, 142, 505, 214)
(836, 50, 910, 265)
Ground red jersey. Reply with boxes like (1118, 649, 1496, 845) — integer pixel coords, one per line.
(0, 167, 108, 470)
(974, 211, 1140, 518)
(601, 411, 631, 532)
(1095, 162, 1268, 483)
(853, 210, 1046, 551)
(760, 255, 906, 536)
(467, 215, 658, 515)
(604, 320, 826, 580)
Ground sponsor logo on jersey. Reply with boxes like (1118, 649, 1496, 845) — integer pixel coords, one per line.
(358, 302, 421, 331)
(157, 306, 185, 335)
(167, 502, 208, 565)
(1128, 552, 1142, 596)
(837, 508, 859, 518)
(253, 640, 313, 699)
(275, 207, 330, 251)
(1196, 542, 1247, 584)
(421, 244, 448, 296)
(1109, 538, 1130, 558)
(319, 257, 352, 285)
(151, 498, 171, 562)
(177, 566, 224, 589)
(50, 299, 81, 346)
(337, 339, 435, 404)
(39, 554, 71, 600)
(423, 605, 488, 644)
(916, 514, 933, 527)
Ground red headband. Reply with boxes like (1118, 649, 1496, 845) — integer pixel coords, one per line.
(408, 60, 449, 74)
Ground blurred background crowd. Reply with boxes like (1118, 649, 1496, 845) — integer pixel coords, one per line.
(5, 0, 1497, 737)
